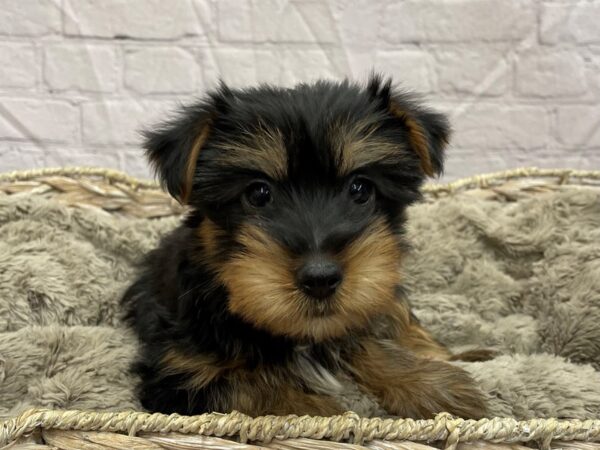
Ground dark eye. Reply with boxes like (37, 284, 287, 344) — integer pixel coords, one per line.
(245, 182, 272, 208)
(349, 178, 374, 204)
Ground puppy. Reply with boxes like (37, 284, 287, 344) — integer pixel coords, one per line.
(122, 76, 487, 419)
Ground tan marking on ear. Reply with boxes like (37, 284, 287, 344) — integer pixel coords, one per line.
(180, 123, 211, 204)
(214, 124, 287, 179)
(389, 101, 435, 177)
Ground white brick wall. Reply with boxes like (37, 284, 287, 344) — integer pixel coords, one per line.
(0, 0, 598, 181)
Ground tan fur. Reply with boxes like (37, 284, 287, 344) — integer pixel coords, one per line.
(270, 385, 344, 416)
(161, 347, 342, 416)
(228, 373, 343, 416)
(332, 119, 406, 176)
(402, 321, 453, 360)
(213, 124, 287, 180)
(195, 218, 227, 269)
(389, 102, 438, 177)
(348, 339, 487, 419)
(218, 218, 401, 341)
(161, 348, 242, 391)
(180, 123, 211, 204)
(378, 302, 453, 361)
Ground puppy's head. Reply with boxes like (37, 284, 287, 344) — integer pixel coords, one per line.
(145, 76, 449, 342)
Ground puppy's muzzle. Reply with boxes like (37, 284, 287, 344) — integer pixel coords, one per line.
(296, 255, 343, 299)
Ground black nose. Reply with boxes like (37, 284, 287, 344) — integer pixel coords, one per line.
(297, 257, 343, 299)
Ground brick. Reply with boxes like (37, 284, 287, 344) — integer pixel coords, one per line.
(585, 54, 600, 100)
(374, 50, 434, 93)
(381, 0, 535, 43)
(440, 147, 592, 181)
(0, 99, 79, 144)
(125, 47, 199, 94)
(206, 49, 281, 87)
(517, 148, 600, 171)
(63, 0, 202, 39)
(44, 45, 118, 93)
(541, 2, 600, 45)
(45, 148, 121, 170)
(121, 149, 153, 179)
(515, 50, 587, 98)
(344, 50, 380, 79)
(446, 104, 551, 150)
(206, 48, 342, 87)
(217, 0, 252, 42)
(0, 44, 37, 89)
(445, 148, 600, 181)
(82, 100, 177, 146)
(218, 0, 337, 43)
(577, 149, 600, 171)
(0, 145, 45, 172)
(434, 48, 509, 96)
(556, 106, 600, 148)
(0, 0, 61, 36)
(441, 148, 527, 181)
(278, 49, 342, 86)
(327, 0, 383, 48)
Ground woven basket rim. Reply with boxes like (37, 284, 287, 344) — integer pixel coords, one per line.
(1, 408, 599, 448)
(1, 166, 599, 195)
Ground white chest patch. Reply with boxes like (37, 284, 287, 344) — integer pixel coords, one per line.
(293, 347, 344, 395)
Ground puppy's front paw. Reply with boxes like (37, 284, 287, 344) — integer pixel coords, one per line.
(449, 348, 500, 362)
(382, 360, 488, 419)
(350, 341, 488, 419)
(421, 361, 488, 419)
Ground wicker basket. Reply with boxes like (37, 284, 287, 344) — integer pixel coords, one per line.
(1, 167, 600, 450)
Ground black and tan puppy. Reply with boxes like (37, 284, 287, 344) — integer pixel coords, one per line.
(122, 76, 487, 419)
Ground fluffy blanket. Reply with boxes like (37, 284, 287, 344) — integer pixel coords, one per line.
(1, 186, 599, 419)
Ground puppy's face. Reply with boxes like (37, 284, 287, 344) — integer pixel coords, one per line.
(145, 77, 449, 342)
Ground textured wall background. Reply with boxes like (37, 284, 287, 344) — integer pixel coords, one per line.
(0, 0, 598, 181)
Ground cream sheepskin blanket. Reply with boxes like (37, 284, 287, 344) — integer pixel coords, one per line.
(1, 187, 599, 419)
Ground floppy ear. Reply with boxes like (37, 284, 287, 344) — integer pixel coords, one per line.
(143, 84, 232, 203)
(367, 75, 450, 177)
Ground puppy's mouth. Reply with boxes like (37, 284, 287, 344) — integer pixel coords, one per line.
(302, 294, 338, 317)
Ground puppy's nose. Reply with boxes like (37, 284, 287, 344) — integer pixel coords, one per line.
(297, 257, 343, 299)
